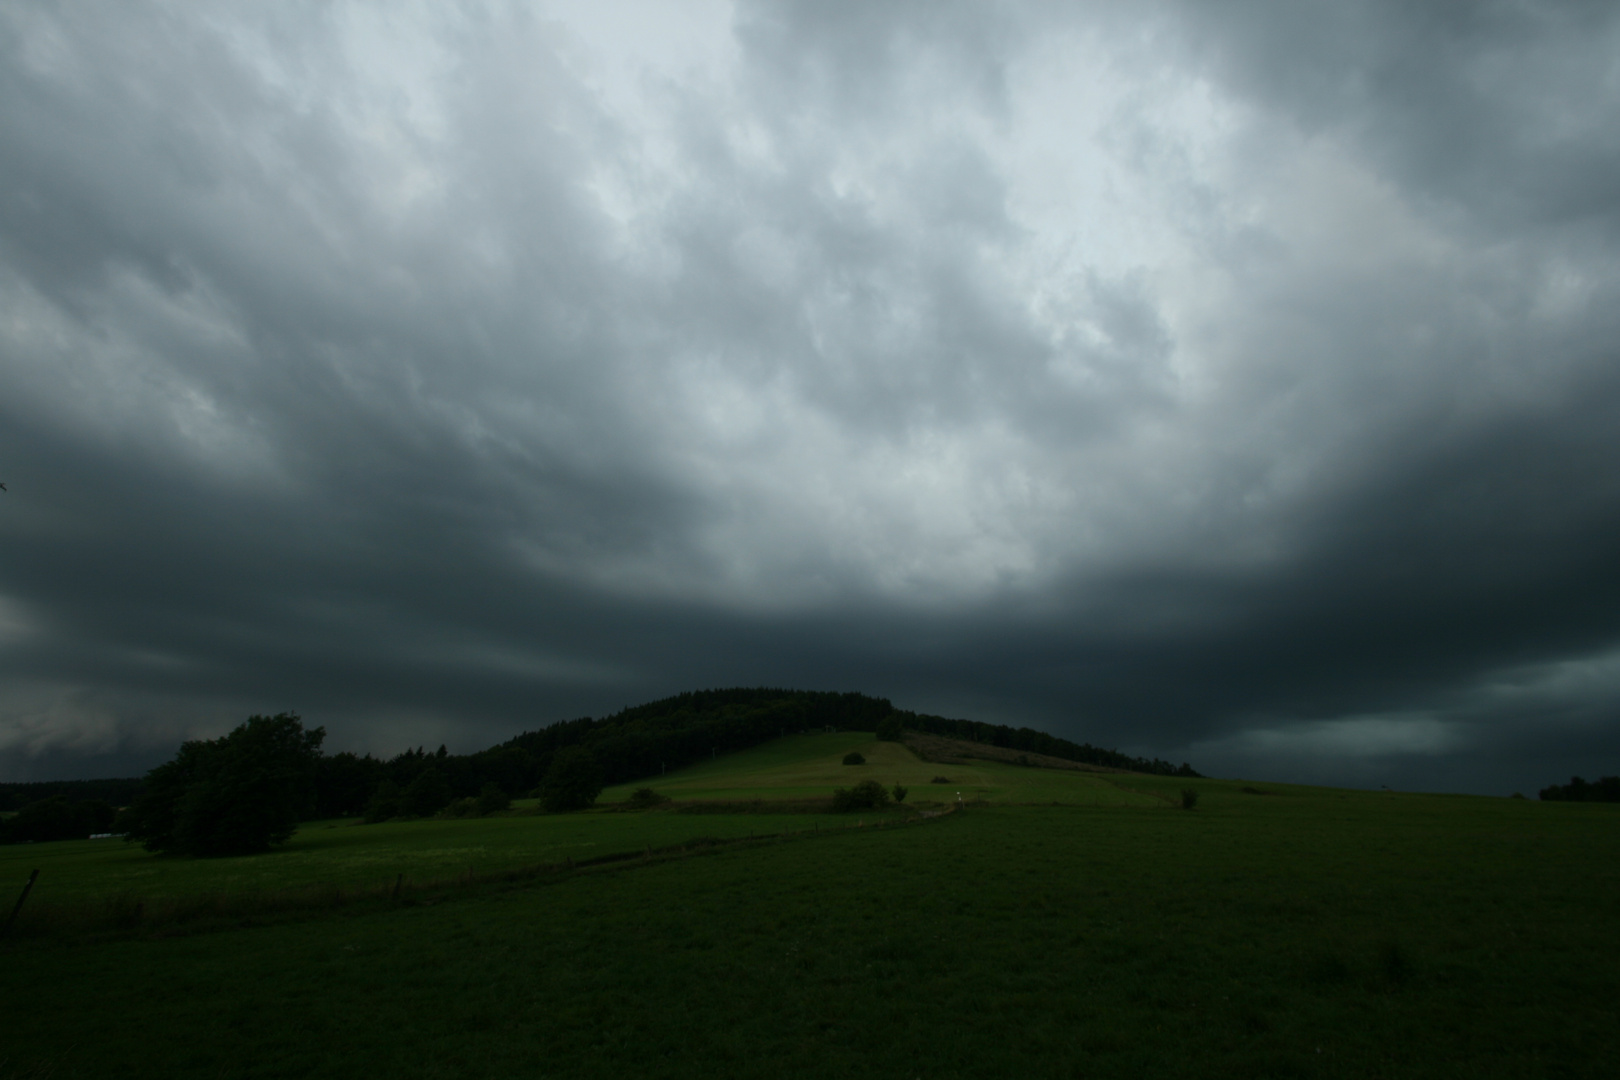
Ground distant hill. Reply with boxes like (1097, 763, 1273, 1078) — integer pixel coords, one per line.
(498, 687, 895, 786)
(3, 687, 1198, 834)
(498, 688, 1199, 782)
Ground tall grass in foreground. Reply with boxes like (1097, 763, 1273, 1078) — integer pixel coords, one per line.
(5, 755, 1618, 1080)
(3, 797, 1616, 1079)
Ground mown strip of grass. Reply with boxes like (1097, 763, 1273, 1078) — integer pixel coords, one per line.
(3, 792, 1616, 1079)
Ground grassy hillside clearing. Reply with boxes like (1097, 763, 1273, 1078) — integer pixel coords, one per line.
(904, 730, 1135, 772)
(599, 731, 1164, 807)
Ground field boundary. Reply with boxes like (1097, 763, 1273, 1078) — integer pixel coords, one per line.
(2, 804, 961, 945)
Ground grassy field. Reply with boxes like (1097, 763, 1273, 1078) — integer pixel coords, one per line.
(0, 805, 844, 908)
(3, 738, 1617, 1078)
(0, 734, 1157, 912)
(598, 732, 1164, 807)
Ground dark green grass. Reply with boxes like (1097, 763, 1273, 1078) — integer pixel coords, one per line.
(3, 789, 1617, 1079)
(0, 806, 840, 910)
(0, 732, 1149, 917)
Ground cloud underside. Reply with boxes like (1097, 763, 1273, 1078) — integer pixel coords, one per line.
(2, 0, 1618, 791)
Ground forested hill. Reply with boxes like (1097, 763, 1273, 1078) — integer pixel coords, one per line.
(497, 687, 892, 778)
(495, 688, 1199, 784)
(3, 689, 1199, 840)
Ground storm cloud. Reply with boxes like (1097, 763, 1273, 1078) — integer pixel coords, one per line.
(3, 0, 1618, 794)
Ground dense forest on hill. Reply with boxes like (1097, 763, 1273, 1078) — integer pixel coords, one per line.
(2, 689, 1198, 842)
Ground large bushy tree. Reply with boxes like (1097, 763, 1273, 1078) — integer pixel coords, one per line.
(122, 713, 325, 856)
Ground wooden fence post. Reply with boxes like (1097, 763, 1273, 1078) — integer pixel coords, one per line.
(2, 870, 40, 940)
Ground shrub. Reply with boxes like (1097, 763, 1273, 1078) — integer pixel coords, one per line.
(474, 782, 511, 816)
(832, 779, 890, 812)
(930, 776, 950, 784)
(438, 797, 478, 819)
(404, 768, 453, 817)
(875, 715, 903, 741)
(624, 787, 671, 810)
(1180, 788, 1199, 810)
(891, 784, 908, 804)
(842, 752, 866, 765)
(541, 747, 604, 812)
(363, 780, 404, 823)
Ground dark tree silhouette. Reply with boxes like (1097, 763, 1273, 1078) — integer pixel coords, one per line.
(1539, 776, 1620, 802)
(0, 796, 115, 843)
(122, 714, 324, 856)
(363, 780, 405, 823)
(403, 767, 452, 817)
(474, 781, 511, 816)
(541, 747, 604, 812)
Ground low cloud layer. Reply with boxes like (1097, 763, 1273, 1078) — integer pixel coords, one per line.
(3, 0, 1618, 794)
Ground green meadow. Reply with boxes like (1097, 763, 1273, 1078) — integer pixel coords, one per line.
(0, 733, 1155, 911)
(0, 804, 838, 907)
(2, 735, 1617, 1079)
(598, 731, 1164, 807)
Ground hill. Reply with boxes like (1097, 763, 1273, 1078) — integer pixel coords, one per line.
(3, 688, 1198, 843)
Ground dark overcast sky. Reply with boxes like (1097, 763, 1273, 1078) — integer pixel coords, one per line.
(3, 0, 1619, 794)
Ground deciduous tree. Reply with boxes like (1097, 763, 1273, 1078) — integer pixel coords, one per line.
(541, 747, 604, 812)
(122, 714, 324, 856)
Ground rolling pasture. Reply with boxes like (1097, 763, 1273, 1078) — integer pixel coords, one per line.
(598, 731, 1165, 807)
(2, 736, 1616, 1078)
(0, 804, 837, 908)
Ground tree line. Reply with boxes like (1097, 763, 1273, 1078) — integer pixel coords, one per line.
(0, 778, 139, 845)
(1538, 775, 1620, 802)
